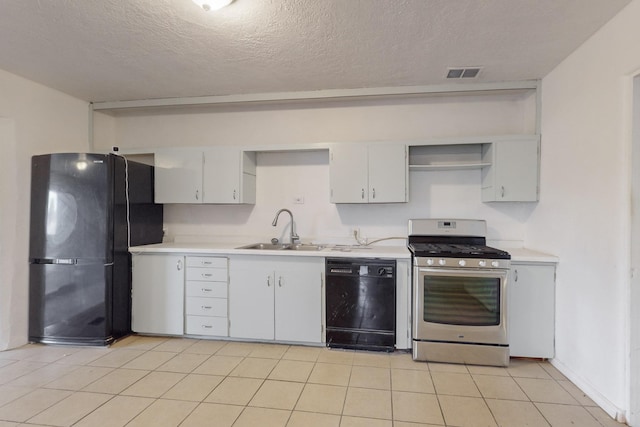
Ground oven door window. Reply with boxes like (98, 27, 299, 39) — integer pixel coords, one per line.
(423, 275, 501, 326)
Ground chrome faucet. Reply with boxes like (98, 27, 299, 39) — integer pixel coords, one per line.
(272, 208, 299, 244)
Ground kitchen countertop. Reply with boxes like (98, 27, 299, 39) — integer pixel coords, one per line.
(128, 241, 413, 259)
(129, 241, 558, 263)
(503, 247, 559, 264)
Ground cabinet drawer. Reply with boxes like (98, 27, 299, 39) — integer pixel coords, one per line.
(186, 267, 227, 282)
(186, 281, 227, 298)
(186, 315, 228, 336)
(186, 256, 227, 269)
(186, 296, 227, 317)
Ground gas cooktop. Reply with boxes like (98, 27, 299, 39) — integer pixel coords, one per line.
(408, 242, 511, 259)
(407, 219, 511, 261)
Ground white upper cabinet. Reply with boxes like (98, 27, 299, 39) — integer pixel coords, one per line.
(203, 148, 256, 204)
(154, 147, 256, 204)
(329, 144, 368, 203)
(154, 150, 203, 203)
(330, 143, 408, 203)
(481, 136, 540, 202)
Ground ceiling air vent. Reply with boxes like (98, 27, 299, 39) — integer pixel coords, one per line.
(446, 67, 482, 79)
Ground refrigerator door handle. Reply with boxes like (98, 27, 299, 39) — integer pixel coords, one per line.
(31, 258, 77, 265)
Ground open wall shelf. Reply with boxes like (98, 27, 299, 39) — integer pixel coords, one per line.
(408, 143, 490, 171)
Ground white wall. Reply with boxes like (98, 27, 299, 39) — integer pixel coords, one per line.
(0, 69, 89, 350)
(101, 92, 536, 148)
(94, 92, 537, 244)
(527, 0, 640, 422)
(630, 74, 640, 426)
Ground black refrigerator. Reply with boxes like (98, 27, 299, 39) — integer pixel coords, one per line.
(29, 153, 164, 346)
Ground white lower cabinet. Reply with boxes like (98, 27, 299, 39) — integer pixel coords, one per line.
(184, 256, 229, 337)
(229, 256, 323, 344)
(131, 254, 185, 336)
(131, 254, 229, 337)
(508, 262, 556, 358)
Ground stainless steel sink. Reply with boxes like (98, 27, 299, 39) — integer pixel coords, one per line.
(237, 243, 325, 251)
(238, 243, 291, 250)
(289, 244, 324, 251)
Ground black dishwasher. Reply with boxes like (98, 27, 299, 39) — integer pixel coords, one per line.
(325, 258, 396, 351)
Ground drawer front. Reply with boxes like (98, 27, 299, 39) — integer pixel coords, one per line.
(186, 315, 228, 336)
(186, 267, 227, 282)
(186, 256, 227, 269)
(186, 281, 227, 298)
(186, 296, 227, 317)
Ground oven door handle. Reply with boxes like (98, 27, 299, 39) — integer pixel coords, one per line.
(414, 267, 509, 279)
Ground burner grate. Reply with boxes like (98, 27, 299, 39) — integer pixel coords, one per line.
(408, 242, 510, 260)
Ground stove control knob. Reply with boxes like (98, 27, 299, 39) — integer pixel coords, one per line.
(438, 259, 446, 266)
(458, 260, 466, 267)
(491, 261, 500, 268)
(478, 260, 487, 267)
(426, 259, 434, 266)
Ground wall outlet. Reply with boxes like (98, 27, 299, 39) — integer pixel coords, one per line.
(293, 196, 305, 204)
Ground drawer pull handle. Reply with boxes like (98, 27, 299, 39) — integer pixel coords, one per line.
(202, 261, 212, 265)
(202, 273, 213, 278)
(203, 325, 212, 329)
(202, 288, 212, 292)
(202, 306, 212, 310)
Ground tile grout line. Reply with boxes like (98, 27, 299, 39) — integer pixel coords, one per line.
(427, 363, 449, 426)
(468, 367, 504, 427)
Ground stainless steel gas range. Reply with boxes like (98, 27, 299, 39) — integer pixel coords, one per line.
(408, 219, 511, 367)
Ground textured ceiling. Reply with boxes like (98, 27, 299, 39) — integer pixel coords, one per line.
(0, 0, 632, 103)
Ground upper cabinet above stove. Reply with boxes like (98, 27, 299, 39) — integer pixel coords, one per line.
(408, 135, 540, 203)
(329, 143, 408, 204)
(481, 136, 540, 202)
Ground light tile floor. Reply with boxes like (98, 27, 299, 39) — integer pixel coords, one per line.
(0, 335, 626, 427)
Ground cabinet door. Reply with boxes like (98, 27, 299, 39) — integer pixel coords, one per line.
(508, 263, 555, 358)
(368, 144, 407, 203)
(203, 147, 240, 203)
(330, 144, 368, 203)
(275, 259, 323, 343)
(131, 254, 184, 335)
(154, 150, 203, 203)
(482, 138, 539, 202)
(203, 148, 256, 204)
(495, 139, 539, 201)
(228, 257, 274, 340)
